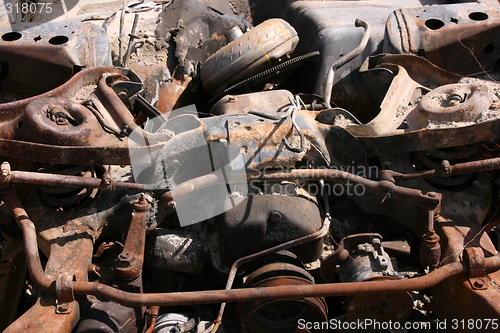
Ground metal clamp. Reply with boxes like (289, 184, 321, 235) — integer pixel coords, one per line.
(464, 247, 489, 290)
(55, 274, 75, 314)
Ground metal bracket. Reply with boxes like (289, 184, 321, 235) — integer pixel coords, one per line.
(55, 274, 75, 314)
(464, 247, 489, 290)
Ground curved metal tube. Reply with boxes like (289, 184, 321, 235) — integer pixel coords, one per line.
(71, 261, 468, 307)
(383, 156, 500, 181)
(1, 187, 54, 291)
(248, 168, 440, 206)
(323, 19, 371, 107)
(4, 173, 500, 310)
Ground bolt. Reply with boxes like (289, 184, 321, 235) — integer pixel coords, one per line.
(55, 115, 68, 125)
(116, 251, 136, 268)
(473, 279, 485, 288)
(167, 200, 176, 210)
(57, 303, 69, 313)
(269, 211, 282, 223)
(100, 171, 113, 190)
(440, 160, 451, 176)
(119, 125, 129, 137)
(0, 162, 10, 177)
(134, 194, 150, 211)
(447, 94, 463, 106)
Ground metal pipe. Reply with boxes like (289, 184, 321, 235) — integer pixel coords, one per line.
(386, 156, 500, 181)
(0, 163, 158, 192)
(161, 168, 440, 210)
(3, 184, 500, 309)
(71, 261, 468, 307)
(206, 191, 331, 332)
(248, 168, 440, 207)
(323, 19, 371, 107)
(123, 14, 140, 68)
(0, 187, 54, 291)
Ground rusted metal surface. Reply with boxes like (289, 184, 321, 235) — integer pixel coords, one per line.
(0, 242, 26, 331)
(0, 163, 158, 192)
(1, 186, 54, 290)
(68, 261, 469, 307)
(238, 264, 328, 333)
(156, 74, 193, 114)
(323, 19, 371, 107)
(201, 18, 299, 95)
(144, 306, 160, 333)
(217, 194, 324, 265)
(385, 2, 500, 74)
(248, 168, 441, 207)
(113, 195, 151, 281)
(3, 296, 80, 333)
(3, 1, 500, 331)
(0, 22, 111, 101)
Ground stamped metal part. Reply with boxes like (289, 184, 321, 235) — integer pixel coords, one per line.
(1, 0, 500, 332)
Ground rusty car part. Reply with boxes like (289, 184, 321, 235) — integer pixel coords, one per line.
(65, 259, 499, 307)
(237, 258, 328, 333)
(113, 195, 151, 281)
(201, 18, 299, 95)
(0, 162, 159, 192)
(204, 189, 332, 333)
(248, 168, 441, 207)
(10, 169, 498, 325)
(1, 186, 54, 291)
(209, 51, 320, 103)
(382, 155, 500, 181)
(0, 242, 26, 331)
(336, 56, 500, 155)
(143, 306, 159, 333)
(217, 194, 324, 266)
(323, 19, 371, 107)
(384, 1, 500, 74)
(4, 0, 500, 331)
(464, 247, 489, 290)
(335, 234, 413, 322)
(0, 22, 111, 101)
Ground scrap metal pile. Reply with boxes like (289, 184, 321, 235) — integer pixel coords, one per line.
(1, 0, 500, 331)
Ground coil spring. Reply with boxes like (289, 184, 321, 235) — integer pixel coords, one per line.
(414, 144, 480, 191)
(38, 164, 99, 209)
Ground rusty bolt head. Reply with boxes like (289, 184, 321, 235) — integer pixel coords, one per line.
(116, 252, 136, 267)
(134, 194, 151, 211)
(55, 116, 68, 125)
(269, 211, 282, 223)
(447, 94, 463, 106)
(167, 201, 176, 210)
(473, 279, 485, 288)
(57, 303, 69, 313)
(100, 172, 113, 190)
(0, 161, 10, 178)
